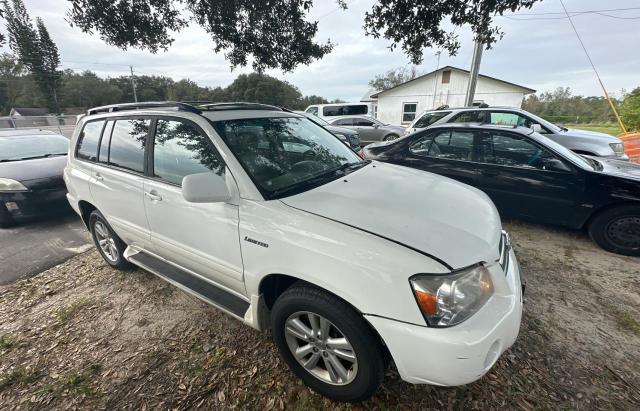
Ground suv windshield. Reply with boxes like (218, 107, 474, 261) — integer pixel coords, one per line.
(0, 134, 69, 162)
(414, 111, 451, 128)
(212, 116, 365, 199)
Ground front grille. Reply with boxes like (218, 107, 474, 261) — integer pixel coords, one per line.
(498, 230, 511, 273)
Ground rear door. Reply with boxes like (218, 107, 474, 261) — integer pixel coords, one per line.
(397, 129, 479, 187)
(143, 117, 244, 294)
(475, 130, 581, 225)
(89, 117, 151, 247)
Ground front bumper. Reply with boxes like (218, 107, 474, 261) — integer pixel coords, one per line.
(1, 187, 70, 222)
(367, 247, 523, 386)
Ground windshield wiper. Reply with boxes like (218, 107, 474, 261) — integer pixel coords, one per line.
(336, 160, 370, 174)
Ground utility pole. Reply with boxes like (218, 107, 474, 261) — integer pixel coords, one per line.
(431, 51, 441, 109)
(464, 40, 484, 107)
(129, 65, 138, 103)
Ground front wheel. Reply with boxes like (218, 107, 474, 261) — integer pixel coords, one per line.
(271, 284, 385, 402)
(589, 205, 640, 256)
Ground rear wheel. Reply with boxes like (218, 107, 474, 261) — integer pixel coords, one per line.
(589, 205, 640, 256)
(89, 210, 132, 270)
(0, 203, 15, 228)
(271, 284, 385, 402)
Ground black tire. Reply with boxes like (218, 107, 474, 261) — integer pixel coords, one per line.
(0, 203, 16, 228)
(383, 134, 399, 141)
(588, 205, 640, 256)
(89, 210, 132, 270)
(271, 283, 385, 402)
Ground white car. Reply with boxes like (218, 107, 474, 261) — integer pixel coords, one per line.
(64, 102, 523, 402)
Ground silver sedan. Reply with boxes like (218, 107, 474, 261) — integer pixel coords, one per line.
(328, 116, 405, 145)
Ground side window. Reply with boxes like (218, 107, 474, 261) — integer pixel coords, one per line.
(451, 111, 485, 123)
(108, 118, 149, 173)
(427, 130, 475, 161)
(409, 135, 434, 155)
(480, 132, 556, 170)
(414, 111, 451, 128)
(306, 106, 318, 116)
(76, 120, 105, 161)
(354, 118, 374, 126)
(402, 103, 418, 123)
(153, 119, 225, 185)
(441, 70, 451, 84)
(489, 112, 532, 127)
(97, 121, 114, 164)
(335, 118, 353, 126)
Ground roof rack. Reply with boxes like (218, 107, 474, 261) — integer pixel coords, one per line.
(87, 102, 201, 116)
(197, 102, 284, 112)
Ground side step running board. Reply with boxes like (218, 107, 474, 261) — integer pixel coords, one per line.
(128, 251, 250, 318)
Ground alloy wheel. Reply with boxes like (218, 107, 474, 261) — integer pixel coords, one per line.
(284, 311, 358, 385)
(94, 220, 119, 263)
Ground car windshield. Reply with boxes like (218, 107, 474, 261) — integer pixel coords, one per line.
(413, 111, 451, 128)
(525, 112, 563, 133)
(531, 133, 594, 170)
(0, 134, 69, 162)
(212, 116, 365, 199)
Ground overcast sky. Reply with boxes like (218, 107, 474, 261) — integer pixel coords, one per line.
(1, 0, 638, 101)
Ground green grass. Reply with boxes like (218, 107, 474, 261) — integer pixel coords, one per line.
(564, 123, 623, 136)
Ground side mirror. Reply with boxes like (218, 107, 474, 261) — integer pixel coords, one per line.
(543, 158, 571, 173)
(182, 172, 231, 203)
(530, 124, 542, 133)
(373, 124, 380, 129)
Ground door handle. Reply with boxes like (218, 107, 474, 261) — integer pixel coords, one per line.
(145, 191, 162, 201)
(94, 172, 104, 181)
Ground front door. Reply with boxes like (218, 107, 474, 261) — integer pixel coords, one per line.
(397, 129, 479, 187)
(142, 117, 245, 294)
(89, 117, 151, 247)
(352, 117, 377, 143)
(475, 130, 581, 225)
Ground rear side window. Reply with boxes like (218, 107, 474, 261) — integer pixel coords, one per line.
(153, 119, 225, 185)
(323, 105, 368, 116)
(108, 118, 149, 173)
(414, 111, 451, 128)
(451, 111, 485, 123)
(76, 121, 105, 161)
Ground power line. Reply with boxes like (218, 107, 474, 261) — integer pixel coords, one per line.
(558, 0, 627, 133)
(505, 6, 640, 16)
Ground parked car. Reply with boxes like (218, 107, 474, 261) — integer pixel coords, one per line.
(294, 111, 360, 149)
(0, 129, 70, 227)
(65, 102, 523, 402)
(363, 123, 640, 256)
(328, 116, 405, 144)
(404, 106, 628, 160)
(304, 102, 373, 120)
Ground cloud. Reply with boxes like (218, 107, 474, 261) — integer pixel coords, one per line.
(2, 0, 638, 101)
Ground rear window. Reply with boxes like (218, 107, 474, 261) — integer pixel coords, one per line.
(108, 119, 149, 173)
(322, 105, 368, 116)
(76, 121, 105, 161)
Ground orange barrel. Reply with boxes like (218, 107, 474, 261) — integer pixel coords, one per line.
(619, 132, 640, 164)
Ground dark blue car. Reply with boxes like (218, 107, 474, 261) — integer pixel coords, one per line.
(0, 130, 70, 227)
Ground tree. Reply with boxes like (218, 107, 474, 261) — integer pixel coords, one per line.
(64, 0, 541, 71)
(621, 90, 640, 132)
(224, 73, 302, 108)
(4, 0, 62, 113)
(369, 66, 420, 91)
(365, 0, 542, 64)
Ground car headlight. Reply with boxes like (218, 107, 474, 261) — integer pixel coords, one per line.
(609, 142, 625, 156)
(0, 178, 28, 191)
(410, 264, 494, 327)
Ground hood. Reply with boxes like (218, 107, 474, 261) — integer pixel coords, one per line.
(563, 128, 621, 143)
(589, 156, 640, 181)
(281, 162, 502, 270)
(0, 155, 67, 186)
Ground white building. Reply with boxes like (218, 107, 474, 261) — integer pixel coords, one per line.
(366, 66, 535, 125)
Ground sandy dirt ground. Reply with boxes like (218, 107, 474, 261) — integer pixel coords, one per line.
(1, 220, 639, 410)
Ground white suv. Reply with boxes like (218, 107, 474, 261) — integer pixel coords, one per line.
(64, 102, 523, 402)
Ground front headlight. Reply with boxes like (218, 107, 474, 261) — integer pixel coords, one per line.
(0, 178, 28, 191)
(609, 142, 625, 156)
(410, 264, 494, 327)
